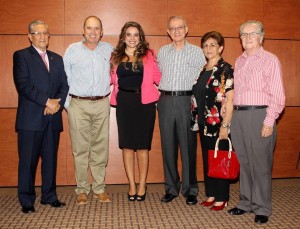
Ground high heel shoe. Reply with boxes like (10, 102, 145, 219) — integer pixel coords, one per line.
(136, 187, 147, 202)
(210, 201, 228, 211)
(128, 193, 137, 201)
(200, 200, 215, 207)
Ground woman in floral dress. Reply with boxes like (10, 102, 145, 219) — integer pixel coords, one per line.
(192, 31, 234, 211)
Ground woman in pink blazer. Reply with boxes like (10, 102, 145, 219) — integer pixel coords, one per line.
(110, 21, 161, 202)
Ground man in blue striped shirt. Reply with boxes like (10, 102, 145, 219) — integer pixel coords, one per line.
(157, 16, 206, 205)
(64, 16, 113, 205)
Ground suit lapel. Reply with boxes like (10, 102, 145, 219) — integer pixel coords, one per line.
(29, 46, 49, 72)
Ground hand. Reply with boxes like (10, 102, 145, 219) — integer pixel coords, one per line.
(44, 107, 53, 115)
(219, 126, 229, 140)
(261, 124, 273, 138)
(45, 98, 61, 115)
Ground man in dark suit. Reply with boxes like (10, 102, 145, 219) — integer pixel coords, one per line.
(13, 20, 69, 214)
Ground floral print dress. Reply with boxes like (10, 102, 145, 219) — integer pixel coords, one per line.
(192, 58, 234, 137)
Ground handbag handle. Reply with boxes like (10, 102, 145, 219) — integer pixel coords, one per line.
(214, 138, 233, 159)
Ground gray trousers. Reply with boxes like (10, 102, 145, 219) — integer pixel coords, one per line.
(157, 95, 198, 196)
(231, 108, 276, 216)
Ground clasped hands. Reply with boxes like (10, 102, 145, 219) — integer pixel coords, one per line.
(44, 98, 61, 115)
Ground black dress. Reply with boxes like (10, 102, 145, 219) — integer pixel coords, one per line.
(116, 62, 156, 150)
(192, 58, 234, 201)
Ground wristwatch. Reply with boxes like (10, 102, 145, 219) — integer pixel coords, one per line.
(221, 122, 230, 128)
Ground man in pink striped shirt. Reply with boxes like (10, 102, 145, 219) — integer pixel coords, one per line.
(227, 20, 285, 224)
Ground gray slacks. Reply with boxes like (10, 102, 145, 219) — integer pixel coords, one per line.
(157, 95, 198, 196)
(231, 108, 276, 216)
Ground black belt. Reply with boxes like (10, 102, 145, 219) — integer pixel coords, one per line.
(234, 105, 268, 111)
(159, 90, 193, 96)
(118, 87, 141, 93)
(70, 93, 110, 101)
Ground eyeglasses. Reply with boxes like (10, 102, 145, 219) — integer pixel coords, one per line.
(169, 25, 186, 32)
(30, 31, 50, 36)
(240, 32, 261, 39)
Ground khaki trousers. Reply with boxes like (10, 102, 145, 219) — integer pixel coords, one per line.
(67, 97, 110, 195)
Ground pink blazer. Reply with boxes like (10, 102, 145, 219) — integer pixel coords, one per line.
(110, 50, 161, 105)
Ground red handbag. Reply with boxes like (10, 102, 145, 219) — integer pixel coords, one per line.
(207, 138, 240, 179)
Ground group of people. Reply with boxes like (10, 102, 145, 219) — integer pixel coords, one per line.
(13, 15, 285, 225)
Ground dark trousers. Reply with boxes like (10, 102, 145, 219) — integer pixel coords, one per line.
(157, 95, 198, 196)
(199, 125, 230, 201)
(231, 109, 276, 216)
(18, 122, 60, 208)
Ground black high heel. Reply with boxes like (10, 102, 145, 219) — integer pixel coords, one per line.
(136, 187, 147, 202)
(128, 193, 137, 201)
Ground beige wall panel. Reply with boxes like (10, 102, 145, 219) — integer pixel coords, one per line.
(221, 38, 243, 67)
(264, 0, 300, 39)
(0, 36, 26, 108)
(0, 36, 65, 108)
(0, 0, 65, 34)
(264, 40, 300, 106)
(0, 109, 18, 186)
(0, 109, 68, 186)
(146, 36, 170, 53)
(273, 107, 300, 177)
(167, 0, 264, 37)
(65, 0, 168, 35)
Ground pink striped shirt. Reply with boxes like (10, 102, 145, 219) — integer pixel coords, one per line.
(234, 47, 285, 126)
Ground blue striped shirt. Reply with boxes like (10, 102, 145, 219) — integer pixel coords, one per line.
(63, 40, 113, 107)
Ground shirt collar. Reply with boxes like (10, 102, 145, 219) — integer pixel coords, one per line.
(32, 45, 47, 55)
(242, 46, 264, 59)
(170, 40, 189, 52)
(81, 39, 102, 50)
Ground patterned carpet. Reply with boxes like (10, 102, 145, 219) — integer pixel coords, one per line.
(0, 180, 299, 229)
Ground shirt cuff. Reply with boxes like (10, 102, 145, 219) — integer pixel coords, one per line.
(45, 98, 50, 106)
(263, 116, 275, 127)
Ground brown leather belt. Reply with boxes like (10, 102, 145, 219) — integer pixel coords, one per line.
(234, 105, 268, 111)
(70, 93, 110, 101)
(159, 90, 193, 96)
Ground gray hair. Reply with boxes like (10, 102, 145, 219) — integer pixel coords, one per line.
(168, 16, 187, 28)
(239, 20, 264, 37)
(28, 20, 48, 33)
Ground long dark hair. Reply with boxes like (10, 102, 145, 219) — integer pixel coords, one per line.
(111, 21, 150, 71)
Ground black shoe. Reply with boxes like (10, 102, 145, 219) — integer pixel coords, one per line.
(137, 193, 146, 202)
(228, 207, 249, 215)
(22, 206, 35, 214)
(41, 200, 66, 208)
(186, 195, 197, 205)
(128, 193, 137, 201)
(255, 215, 268, 224)
(161, 193, 177, 203)
(137, 186, 147, 202)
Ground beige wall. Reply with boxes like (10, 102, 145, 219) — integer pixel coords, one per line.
(0, 0, 300, 186)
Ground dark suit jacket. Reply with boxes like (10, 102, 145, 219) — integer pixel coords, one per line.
(13, 45, 69, 131)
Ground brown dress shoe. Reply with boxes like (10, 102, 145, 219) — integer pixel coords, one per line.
(93, 192, 111, 203)
(76, 193, 88, 205)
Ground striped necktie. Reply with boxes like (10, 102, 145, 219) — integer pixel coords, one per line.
(40, 52, 49, 71)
